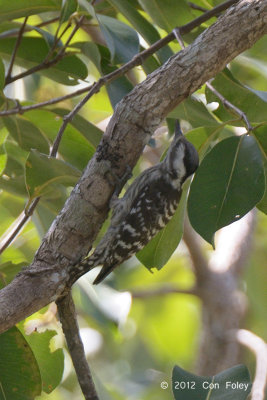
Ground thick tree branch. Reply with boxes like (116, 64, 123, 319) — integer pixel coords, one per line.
(0, 0, 266, 334)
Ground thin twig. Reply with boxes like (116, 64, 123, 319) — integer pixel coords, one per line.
(56, 292, 99, 400)
(187, 2, 208, 13)
(0, 198, 40, 255)
(36, 17, 60, 28)
(5, 16, 84, 85)
(2, 0, 237, 91)
(236, 329, 267, 400)
(131, 285, 198, 298)
(5, 17, 28, 83)
(206, 81, 253, 131)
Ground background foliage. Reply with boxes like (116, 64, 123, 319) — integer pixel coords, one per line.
(0, 0, 266, 399)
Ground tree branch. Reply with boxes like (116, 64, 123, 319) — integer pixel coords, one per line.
(0, 0, 266, 334)
(131, 285, 198, 298)
(56, 293, 99, 400)
(236, 329, 267, 400)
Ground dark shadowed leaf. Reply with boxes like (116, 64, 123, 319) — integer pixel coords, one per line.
(98, 45, 134, 107)
(172, 364, 251, 400)
(0, 326, 42, 399)
(188, 135, 265, 246)
(97, 14, 139, 64)
(107, 0, 172, 63)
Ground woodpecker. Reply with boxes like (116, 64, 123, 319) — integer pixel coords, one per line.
(78, 121, 199, 284)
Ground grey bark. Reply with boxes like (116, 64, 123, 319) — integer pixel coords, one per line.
(0, 0, 266, 333)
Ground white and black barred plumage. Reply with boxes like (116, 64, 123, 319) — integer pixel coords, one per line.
(80, 121, 199, 284)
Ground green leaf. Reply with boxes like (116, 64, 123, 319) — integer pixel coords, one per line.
(172, 364, 251, 400)
(3, 115, 50, 153)
(0, 0, 61, 22)
(107, 0, 172, 63)
(98, 45, 133, 107)
(0, 261, 26, 289)
(138, 0, 192, 32)
(59, 0, 77, 24)
(0, 37, 88, 85)
(169, 97, 219, 127)
(254, 125, 267, 214)
(71, 41, 101, 70)
(0, 144, 7, 175)
(188, 135, 265, 246)
(97, 14, 139, 64)
(206, 70, 267, 124)
(0, 57, 5, 90)
(25, 149, 81, 199)
(0, 126, 8, 175)
(0, 326, 42, 399)
(25, 108, 100, 169)
(23, 330, 64, 394)
(51, 108, 103, 148)
(137, 180, 190, 270)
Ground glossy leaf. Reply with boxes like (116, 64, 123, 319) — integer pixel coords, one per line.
(0, 0, 61, 22)
(25, 149, 81, 199)
(138, 0, 192, 32)
(97, 14, 139, 64)
(169, 97, 219, 127)
(107, 0, 172, 63)
(3, 115, 50, 153)
(0, 37, 88, 85)
(172, 364, 251, 400)
(188, 135, 265, 245)
(206, 70, 267, 124)
(137, 181, 190, 270)
(23, 330, 64, 394)
(0, 326, 42, 399)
